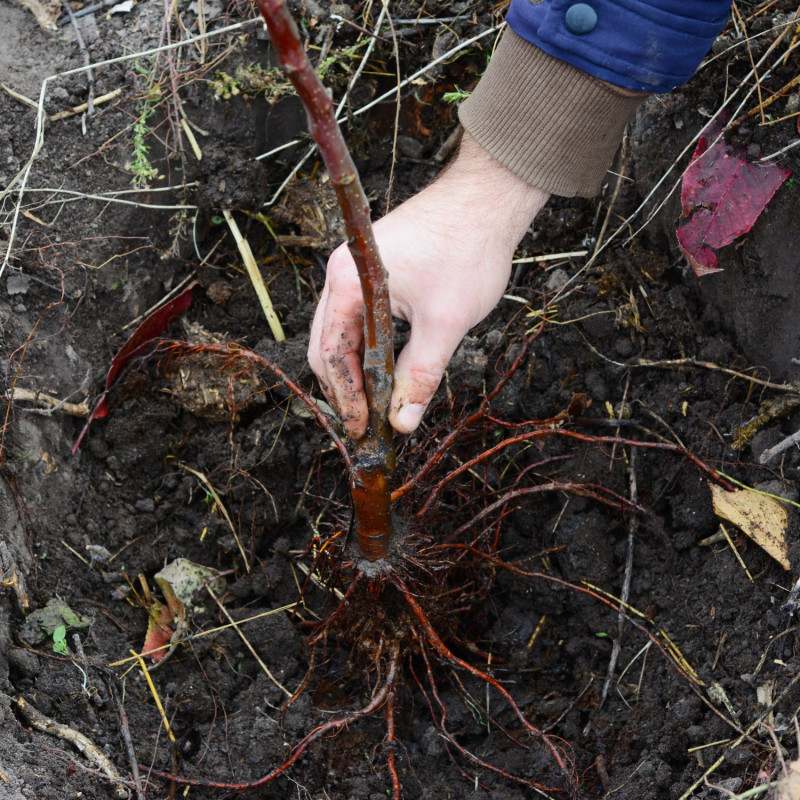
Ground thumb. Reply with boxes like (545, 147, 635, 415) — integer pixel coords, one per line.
(389, 321, 466, 434)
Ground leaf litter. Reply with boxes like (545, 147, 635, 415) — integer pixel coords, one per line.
(710, 483, 790, 569)
(676, 119, 790, 276)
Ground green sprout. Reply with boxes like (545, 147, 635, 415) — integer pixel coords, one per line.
(442, 86, 471, 104)
(129, 59, 162, 187)
(52, 624, 69, 656)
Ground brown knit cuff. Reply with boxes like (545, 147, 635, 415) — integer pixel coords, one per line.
(459, 28, 647, 198)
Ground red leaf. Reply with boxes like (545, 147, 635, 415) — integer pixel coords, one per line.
(142, 578, 187, 662)
(676, 121, 789, 277)
(142, 600, 175, 662)
(72, 281, 197, 454)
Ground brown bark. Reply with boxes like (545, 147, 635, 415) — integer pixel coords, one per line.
(254, 0, 395, 561)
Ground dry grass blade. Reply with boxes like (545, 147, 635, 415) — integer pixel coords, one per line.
(129, 649, 176, 743)
(6, 388, 89, 417)
(206, 583, 292, 697)
(0, 81, 38, 109)
(49, 88, 122, 121)
(107, 604, 296, 667)
(222, 209, 285, 342)
(177, 462, 251, 572)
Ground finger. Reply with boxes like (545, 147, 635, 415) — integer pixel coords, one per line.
(308, 284, 331, 387)
(317, 280, 368, 439)
(389, 317, 467, 434)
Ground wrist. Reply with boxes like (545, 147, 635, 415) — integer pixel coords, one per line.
(426, 131, 550, 251)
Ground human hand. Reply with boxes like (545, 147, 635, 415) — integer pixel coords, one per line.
(308, 132, 550, 439)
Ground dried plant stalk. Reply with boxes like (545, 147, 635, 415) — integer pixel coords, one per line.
(255, 0, 395, 561)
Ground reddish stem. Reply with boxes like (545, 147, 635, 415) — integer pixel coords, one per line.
(254, 0, 395, 561)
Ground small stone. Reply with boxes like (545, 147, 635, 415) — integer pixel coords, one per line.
(330, 3, 354, 19)
(206, 280, 233, 305)
(614, 338, 634, 358)
(396, 136, 424, 160)
(6, 274, 31, 296)
(545, 268, 570, 292)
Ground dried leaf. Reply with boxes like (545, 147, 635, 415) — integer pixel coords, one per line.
(142, 598, 178, 662)
(142, 560, 222, 661)
(155, 558, 222, 612)
(18, 599, 91, 646)
(143, 576, 186, 662)
(72, 282, 197, 454)
(710, 484, 789, 569)
(676, 121, 789, 276)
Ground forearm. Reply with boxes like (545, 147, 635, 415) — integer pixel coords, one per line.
(421, 131, 550, 251)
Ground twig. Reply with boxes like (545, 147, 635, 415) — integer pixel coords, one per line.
(222, 209, 285, 343)
(0, 82, 38, 110)
(49, 88, 122, 121)
(206, 584, 292, 697)
(759, 137, 800, 162)
(14, 696, 129, 798)
(759, 427, 800, 464)
(14, 184, 197, 211)
(434, 122, 463, 163)
(632, 357, 800, 392)
(106, 677, 146, 800)
(5, 387, 90, 416)
(56, 0, 126, 24)
(179, 117, 202, 160)
(511, 250, 588, 264)
(61, 0, 95, 116)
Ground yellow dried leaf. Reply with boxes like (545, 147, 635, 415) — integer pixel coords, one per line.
(710, 484, 789, 569)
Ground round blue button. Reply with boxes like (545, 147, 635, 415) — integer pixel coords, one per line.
(565, 3, 597, 34)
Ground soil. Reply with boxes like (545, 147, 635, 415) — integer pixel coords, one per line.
(2, 2, 800, 799)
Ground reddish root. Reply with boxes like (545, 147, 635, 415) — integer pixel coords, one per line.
(145, 642, 401, 793)
(395, 576, 581, 797)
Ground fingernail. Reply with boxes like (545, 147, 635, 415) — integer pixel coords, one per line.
(394, 403, 426, 433)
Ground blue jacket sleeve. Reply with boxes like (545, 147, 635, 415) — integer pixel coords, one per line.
(506, 0, 732, 93)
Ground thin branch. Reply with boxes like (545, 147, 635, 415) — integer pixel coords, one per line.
(256, 0, 395, 561)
